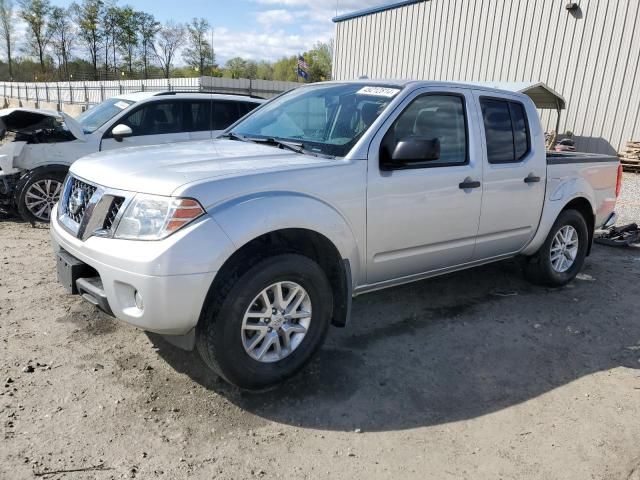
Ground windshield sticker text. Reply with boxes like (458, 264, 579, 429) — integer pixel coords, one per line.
(356, 86, 400, 97)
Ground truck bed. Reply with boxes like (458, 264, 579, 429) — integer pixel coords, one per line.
(546, 151, 619, 164)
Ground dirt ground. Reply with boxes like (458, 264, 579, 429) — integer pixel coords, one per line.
(2, 194, 640, 479)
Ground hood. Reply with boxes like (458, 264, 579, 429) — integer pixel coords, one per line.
(0, 107, 85, 140)
(70, 139, 335, 196)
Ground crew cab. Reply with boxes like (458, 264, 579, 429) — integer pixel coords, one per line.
(0, 92, 263, 222)
(50, 80, 621, 389)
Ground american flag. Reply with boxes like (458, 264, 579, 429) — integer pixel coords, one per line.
(297, 55, 309, 80)
(297, 55, 309, 71)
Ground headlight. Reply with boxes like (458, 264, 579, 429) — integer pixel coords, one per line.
(114, 194, 205, 240)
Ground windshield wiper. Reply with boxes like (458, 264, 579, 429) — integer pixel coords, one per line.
(220, 131, 247, 142)
(221, 133, 323, 157)
(252, 137, 306, 154)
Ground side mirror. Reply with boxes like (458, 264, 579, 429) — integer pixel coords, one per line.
(111, 124, 132, 142)
(391, 137, 440, 163)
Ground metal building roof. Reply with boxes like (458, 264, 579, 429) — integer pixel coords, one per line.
(333, 0, 425, 23)
(466, 82, 566, 110)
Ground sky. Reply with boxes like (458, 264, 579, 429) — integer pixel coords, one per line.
(45, 0, 391, 64)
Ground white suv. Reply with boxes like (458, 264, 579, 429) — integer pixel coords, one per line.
(0, 92, 263, 222)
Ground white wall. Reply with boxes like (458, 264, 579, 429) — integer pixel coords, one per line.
(0, 76, 300, 111)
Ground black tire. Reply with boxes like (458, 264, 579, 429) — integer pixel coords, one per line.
(196, 253, 333, 390)
(16, 168, 67, 223)
(523, 209, 589, 287)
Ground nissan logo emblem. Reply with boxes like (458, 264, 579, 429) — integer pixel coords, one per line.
(68, 188, 85, 215)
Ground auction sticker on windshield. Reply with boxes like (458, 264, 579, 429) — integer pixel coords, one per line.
(356, 86, 400, 97)
(114, 101, 130, 110)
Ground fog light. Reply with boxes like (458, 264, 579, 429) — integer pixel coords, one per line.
(134, 290, 144, 310)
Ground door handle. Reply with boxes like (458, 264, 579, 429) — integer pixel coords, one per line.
(524, 174, 541, 184)
(459, 178, 481, 189)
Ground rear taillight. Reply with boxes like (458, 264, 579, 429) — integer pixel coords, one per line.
(615, 163, 623, 197)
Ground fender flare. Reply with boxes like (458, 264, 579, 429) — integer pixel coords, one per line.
(521, 176, 596, 256)
(209, 191, 363, 285)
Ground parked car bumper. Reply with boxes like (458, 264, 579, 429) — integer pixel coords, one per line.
(50, 204, 231, 335)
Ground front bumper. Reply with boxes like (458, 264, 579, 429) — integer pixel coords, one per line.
(50, 204, 233, 335)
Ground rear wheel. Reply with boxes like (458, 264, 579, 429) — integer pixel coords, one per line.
(16, 170, 66, 223)
(196, 254, 332, 390)
(523, 209, 589, 286)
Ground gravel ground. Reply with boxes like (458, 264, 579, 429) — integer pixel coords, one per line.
(617, 172, 640, 225)
(1, 174, 639, 479)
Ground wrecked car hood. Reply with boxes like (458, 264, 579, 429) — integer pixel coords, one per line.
(0, 107, 85, 140)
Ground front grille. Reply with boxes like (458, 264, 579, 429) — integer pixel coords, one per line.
(102, 196, 124, 231)
(67, 177, 97, 224)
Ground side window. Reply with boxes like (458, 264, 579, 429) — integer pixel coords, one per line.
(118, 101, 183, 137)
(480, 98, 530, 163)
(380, 94, 468, 169)
(510, 102, 529, 160)
(213, 101, 242, 130)
(188, 100, 212, 132)
(119, 108, 143, 133)
(239, 102, 259, 116)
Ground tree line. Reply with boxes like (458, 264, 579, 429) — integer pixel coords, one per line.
(0, 0, 333, 82)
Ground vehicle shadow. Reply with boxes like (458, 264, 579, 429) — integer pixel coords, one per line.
(149, 245, 640, 432)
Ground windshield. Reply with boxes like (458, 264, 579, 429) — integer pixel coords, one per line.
(76, 97, 134, 133)
(231, 83, 401, 157)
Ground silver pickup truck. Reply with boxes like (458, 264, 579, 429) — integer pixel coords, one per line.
(50, 80, 621, 389)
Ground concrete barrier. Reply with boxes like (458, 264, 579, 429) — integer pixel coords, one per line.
(2, 97, 86, 117)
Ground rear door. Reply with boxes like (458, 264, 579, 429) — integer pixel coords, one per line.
(366, 88, 484, 284)
(472, 93, 546, 259)
(100, 100, 189, 151)
(186, 99, 213, 141)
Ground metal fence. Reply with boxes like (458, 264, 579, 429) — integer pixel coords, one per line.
(0, 76, 301, 107)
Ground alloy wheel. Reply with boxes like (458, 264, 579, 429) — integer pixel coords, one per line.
(24, 179, 63, 221)
(241, 281, 312, 363)
(550, 225, 579, 273)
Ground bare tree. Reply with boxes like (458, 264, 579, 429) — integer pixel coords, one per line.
(18, 0, 53, 74)
(138, 12, 158, 79)
(152, 21, 184, 79)
(182, 17, 214, 75)
(0, 0, 14, 79)
(49, 6, 75, 78)
(72, 0, 103, 79)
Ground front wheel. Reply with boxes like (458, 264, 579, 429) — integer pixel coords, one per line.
(16, 170, 66, 223)
(523, 209, 589, 286)
(196, 254, 333, 390)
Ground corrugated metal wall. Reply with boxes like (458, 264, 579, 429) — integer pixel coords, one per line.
(333, 0, 640, 154)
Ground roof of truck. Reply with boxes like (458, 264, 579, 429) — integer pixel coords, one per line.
(318, 79, 565, 110)
(465, 81, 566, 109)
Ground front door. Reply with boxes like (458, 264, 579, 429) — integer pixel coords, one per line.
(100, 100, 189, 151)
(366, 88, 484, 284)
